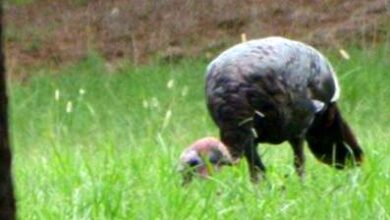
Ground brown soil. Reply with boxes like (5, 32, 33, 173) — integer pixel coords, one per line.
(4, 0, 390, 77)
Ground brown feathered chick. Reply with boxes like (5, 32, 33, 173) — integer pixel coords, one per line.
(178, 137, 234, 185)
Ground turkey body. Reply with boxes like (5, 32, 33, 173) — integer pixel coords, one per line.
(205, 37, 363, 181)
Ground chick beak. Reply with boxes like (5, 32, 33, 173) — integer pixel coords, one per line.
(197, 165, 210, 178)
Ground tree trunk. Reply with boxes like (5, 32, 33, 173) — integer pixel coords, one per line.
(0, 0, 16, 219)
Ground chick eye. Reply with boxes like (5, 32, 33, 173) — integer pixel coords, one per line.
(187, 158, 200, 167)
(208, 148, 224, 164)
(209, 154, 219, 164)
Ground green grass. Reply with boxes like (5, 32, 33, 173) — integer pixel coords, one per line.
(10, 47, 390, 220)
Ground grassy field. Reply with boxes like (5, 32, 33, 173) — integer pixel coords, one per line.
(9, 46, 390, 220)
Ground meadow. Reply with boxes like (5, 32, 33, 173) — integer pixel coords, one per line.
(9, 46, 390, 219)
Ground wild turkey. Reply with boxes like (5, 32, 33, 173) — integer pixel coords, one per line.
(178, 137, 234, 185)
(205, 36, 363, 182)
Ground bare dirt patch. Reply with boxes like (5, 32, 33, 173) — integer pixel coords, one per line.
(4, 0, 390, 77)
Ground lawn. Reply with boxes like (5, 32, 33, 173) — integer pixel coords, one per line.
(10, 47, 390, 219)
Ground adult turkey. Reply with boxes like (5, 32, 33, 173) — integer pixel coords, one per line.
(205, 37, 363, 182)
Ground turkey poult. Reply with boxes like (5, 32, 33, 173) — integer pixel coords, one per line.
(178, 137, 235, 185)
(205, 36, 363, 182)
